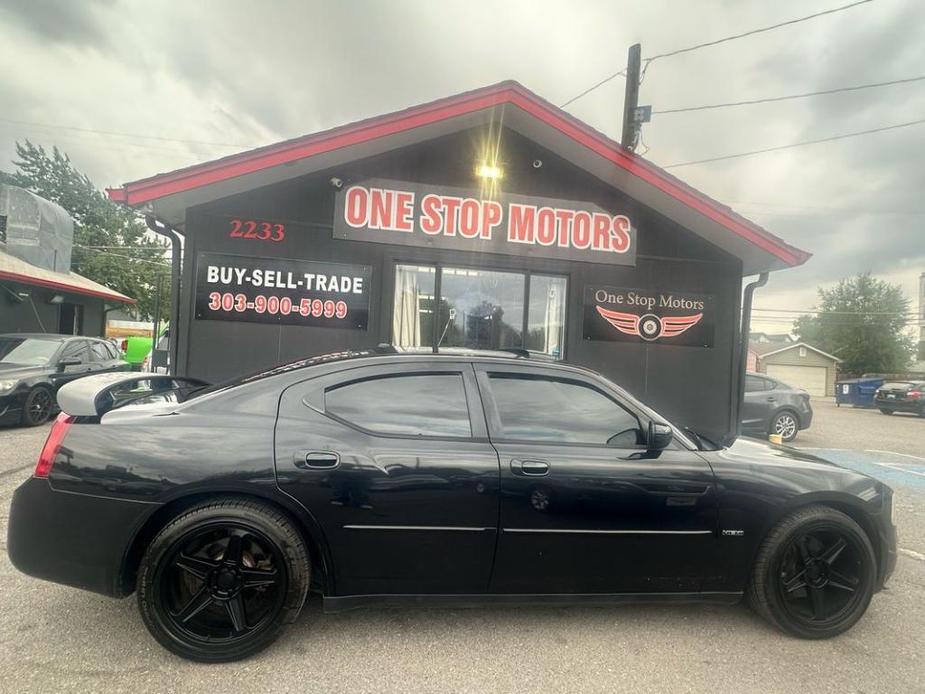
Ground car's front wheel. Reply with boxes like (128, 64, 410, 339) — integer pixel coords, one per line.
(137, 498, 310, 662)
(747, 505, 876, 639)
(20, 386, 53, 426)
(770, 411, 799, 443)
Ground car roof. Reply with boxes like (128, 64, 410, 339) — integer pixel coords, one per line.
(0, 333, 70, 341)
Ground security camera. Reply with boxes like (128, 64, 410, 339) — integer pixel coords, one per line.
(532, 159, 543, 169)
(329, 177, 344, 189)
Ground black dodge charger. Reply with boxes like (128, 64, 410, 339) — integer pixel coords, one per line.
(7, 349, 897, 661)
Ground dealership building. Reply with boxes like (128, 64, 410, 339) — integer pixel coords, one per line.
(108, 82, 810, 443)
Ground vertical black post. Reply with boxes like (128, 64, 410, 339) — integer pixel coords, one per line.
(151, 273, 163, 362)
(621, 43, 642, 150)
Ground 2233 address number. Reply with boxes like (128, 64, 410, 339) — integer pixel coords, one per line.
(229, 218, 285, 242)
(208, 292, 348, 319)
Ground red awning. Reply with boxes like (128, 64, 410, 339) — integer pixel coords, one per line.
(0, 250, 135, 304)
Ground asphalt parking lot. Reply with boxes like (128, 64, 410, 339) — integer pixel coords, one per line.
(0, 400, 923, 693)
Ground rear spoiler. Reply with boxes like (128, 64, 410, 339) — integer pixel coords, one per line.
(56, 372, 208, 417)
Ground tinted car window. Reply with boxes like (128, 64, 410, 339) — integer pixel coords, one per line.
(59, 340, 88, 362)
(89, 341, 112, 361)
(325, 373, 471, 437)
(745, 375, 767, 392)
(487, 373, 642, 446)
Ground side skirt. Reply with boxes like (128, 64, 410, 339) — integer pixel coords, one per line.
(322, 591, 743, 614)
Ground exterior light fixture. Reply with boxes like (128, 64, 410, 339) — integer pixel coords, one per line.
(48, 294, 64, 304)
(475, 163, 503, 180)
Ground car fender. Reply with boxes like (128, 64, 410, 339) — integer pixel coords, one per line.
(118, 482, 337, 597)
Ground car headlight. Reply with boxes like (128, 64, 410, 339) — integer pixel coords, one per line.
(0, 380, 18, 395)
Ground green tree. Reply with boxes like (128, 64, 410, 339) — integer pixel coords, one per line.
(5, 141, 170, 321)
(793, 273, 915, 375)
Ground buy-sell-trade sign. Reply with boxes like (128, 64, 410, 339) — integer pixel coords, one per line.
(195, 252, 371, 329)
(584, 285, 715, 348)
(333, 178, 636, 266)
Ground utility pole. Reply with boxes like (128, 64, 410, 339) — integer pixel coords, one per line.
(621, 43, 650, 152)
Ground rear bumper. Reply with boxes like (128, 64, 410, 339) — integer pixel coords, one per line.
(797, 407, 813, 430)
(7, 477, 156, 597)
(875, 398, 923, 414)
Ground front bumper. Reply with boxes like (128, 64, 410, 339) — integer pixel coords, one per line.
(0, 392, 24, 424)
(7, 477, 157, 597)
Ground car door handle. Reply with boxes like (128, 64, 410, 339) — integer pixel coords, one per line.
(511, 459, 549, 476)
(295, 451, 340, 470)
(766, 397, 777, 402)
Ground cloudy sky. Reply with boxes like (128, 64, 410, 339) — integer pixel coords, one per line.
(1, 0, 923, 333)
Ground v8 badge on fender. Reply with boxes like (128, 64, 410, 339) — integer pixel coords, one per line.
(583, 285, 715, 348)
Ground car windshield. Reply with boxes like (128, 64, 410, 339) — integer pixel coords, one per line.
(0, 337, 60, 366)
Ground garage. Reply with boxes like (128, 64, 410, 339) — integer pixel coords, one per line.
(765, 364, 828, 396)
(757, 342, 840, 397)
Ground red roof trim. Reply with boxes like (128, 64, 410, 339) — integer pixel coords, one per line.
(0, 270, 136, 304)
(108, 81, 809, 267)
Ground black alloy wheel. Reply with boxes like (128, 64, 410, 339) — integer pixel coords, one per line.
(137, 498, 310, 662)
(748, 505, 876, 639)
(21, 387, 53, 426)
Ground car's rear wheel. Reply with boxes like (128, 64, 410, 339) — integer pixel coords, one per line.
(137, 498, 310, 662)
(20, 387, 53, 426)
(770, 411, 799, 443)
(748, 505, 876, 639)
(879, 409, 893, 415)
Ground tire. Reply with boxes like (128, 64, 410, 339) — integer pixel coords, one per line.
(879, 409, 893, 415)
(137, 497, 310, 662)
(20, 387, 53, 426)
(770, 411, 799, 443)
(747, 505, 876, 639)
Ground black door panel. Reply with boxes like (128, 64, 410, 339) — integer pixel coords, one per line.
(274, 362, 501, 595)
(475, 363, 720, 594)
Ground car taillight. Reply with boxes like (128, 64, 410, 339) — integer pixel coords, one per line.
(909, 390, 922, 399)
(120, 339, 128, 353)
(34, 413, 74, 478)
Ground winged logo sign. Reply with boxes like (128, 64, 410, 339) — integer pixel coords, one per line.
(583, 286, 714, 348)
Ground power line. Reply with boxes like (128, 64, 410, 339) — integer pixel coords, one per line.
(653, 75, 925, 115)
(561, 0, 874, 107)
(0, 116, 249, 150)
(664, 117, 925, 168)
(560, 70, 626, 108)
(645, 0, 873, 64)
(753, 307, 920, 316)
(74, 245, 170, 267)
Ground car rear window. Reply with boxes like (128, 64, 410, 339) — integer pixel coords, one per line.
(882, 382, 914, 389)
(325, 372, 471, 438)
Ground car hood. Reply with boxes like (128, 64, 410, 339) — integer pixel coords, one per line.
(705, 435, 884, 497)
(0, 363, 48, 380)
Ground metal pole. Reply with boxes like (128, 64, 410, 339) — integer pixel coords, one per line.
(151, 273, 162, 364)
(621, 43, 642, 150)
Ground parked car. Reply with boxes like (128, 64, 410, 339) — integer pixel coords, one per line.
(8, 349, 895, 662)
(741, 371, 813, 443)
(0, 333, 131, 427)
(874, 381, 925, 417)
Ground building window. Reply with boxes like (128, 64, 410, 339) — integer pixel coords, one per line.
(0, 214, 7, 243)
(799, 346, 807, 357)
(392, 264, 567, 358)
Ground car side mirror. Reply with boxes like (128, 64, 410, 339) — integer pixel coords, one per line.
(58, 356, 81, 371)
(647, 420, 673, 452)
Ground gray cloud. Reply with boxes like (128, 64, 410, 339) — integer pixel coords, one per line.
(0, 0, 114, 48)
(0, 0, 922, 321)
